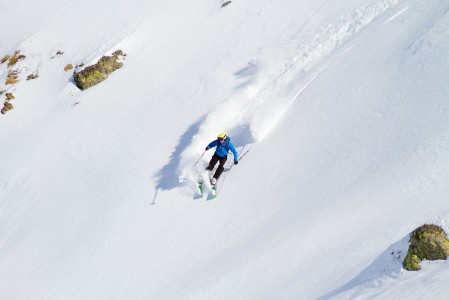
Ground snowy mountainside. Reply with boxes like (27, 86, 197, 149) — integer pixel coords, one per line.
(1, 0, 449, 299)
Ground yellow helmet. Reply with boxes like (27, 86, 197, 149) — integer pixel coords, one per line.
(217, 132, 227, 139)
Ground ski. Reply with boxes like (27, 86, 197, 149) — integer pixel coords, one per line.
(210, 184, 217, 198)
(196, 176, 217, 199)
(197, 179, 204, 196)
(209, 176, 218, 198)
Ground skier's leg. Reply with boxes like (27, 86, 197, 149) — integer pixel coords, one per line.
(213, 156, 228, 179)
(206, 154, 219, 171)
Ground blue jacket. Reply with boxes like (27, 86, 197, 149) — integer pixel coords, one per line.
(207, 137, 238, 160)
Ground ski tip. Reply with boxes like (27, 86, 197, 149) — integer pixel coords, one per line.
(210, 186, 217, 197)
(207, 194, 218, 200)
(193, 193, 203, 200)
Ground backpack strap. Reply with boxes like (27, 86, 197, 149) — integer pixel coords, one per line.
(224, 137, 230, 149)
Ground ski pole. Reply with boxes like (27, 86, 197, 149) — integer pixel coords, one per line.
(238, 144, 255, 162)
(218, 144, 255, 191)
(194, 150, 207, 166)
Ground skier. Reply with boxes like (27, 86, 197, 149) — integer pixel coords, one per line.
(205, 132, 238, 184)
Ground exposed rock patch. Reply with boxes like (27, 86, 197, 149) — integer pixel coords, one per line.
(73, 50, 125, 90)
(7, 51, 26, 68)
(1, 101, 13, 114)
(51, 51, 64, 59)
(403, 224, 449, 271)
(1, 55, 10, 64)
(5, 93, 15, 100)
(27, 73, 39, 80)
(6, 70, 20, 85)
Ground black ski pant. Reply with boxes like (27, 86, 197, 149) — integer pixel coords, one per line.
(207, 154, 227, 179)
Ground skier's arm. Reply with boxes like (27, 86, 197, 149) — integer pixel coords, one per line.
(206, 140, 218, 150)
(229, 143, 238, 161)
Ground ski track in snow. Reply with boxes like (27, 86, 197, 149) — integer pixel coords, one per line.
(168, 0, 400, 192)
(385, 5, 410, 24)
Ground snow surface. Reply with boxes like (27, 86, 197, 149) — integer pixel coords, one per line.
(1, 0, 449, 299)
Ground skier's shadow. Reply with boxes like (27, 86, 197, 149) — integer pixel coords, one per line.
(154, 115, 255, 195)
(154, 115, 206, 191)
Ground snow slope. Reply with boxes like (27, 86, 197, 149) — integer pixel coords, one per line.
(1, 0, 449, 299)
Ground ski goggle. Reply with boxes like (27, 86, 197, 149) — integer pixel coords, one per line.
(218, 137, 225, 142)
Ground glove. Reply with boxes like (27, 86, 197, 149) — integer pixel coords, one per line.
(205, 147, 209, 151)
(234, 160, 238, 165)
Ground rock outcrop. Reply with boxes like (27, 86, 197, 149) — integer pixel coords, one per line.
(73, 50, 125, 90)
(403, 224, 449, 271)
